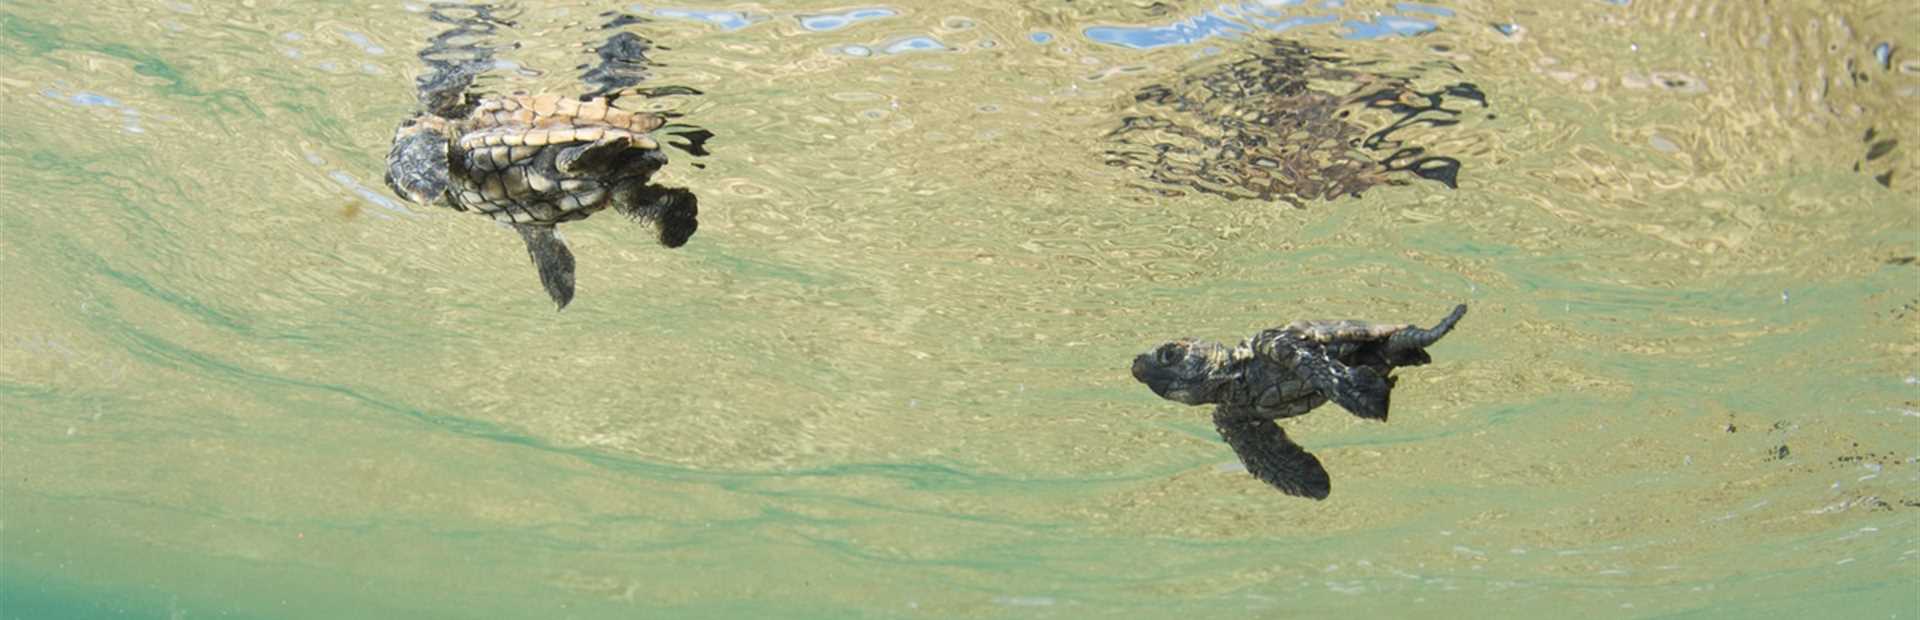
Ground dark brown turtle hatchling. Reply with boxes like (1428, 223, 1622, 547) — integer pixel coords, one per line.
(1131, 304, 1467, 499)
(384, 93, 698, 309)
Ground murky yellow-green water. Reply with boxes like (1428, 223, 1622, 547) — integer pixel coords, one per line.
(2, 0, 1916, 617)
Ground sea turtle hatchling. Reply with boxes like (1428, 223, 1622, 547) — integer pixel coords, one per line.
(1130, 304, 1467, 499)
(384, 92, 699, 309)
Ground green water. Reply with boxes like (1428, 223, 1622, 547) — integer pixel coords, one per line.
(2, 0, 1915, 618)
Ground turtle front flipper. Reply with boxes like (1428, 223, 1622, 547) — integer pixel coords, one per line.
(1213, 406, 1331, 500)
(513, 223, 577, 310)
(1262, 331, 1392, 420)
(613, 183, 699, 248)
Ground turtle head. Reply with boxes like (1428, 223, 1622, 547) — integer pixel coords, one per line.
(383, 115, 452, 205)
(1132, 338, 1240, 406)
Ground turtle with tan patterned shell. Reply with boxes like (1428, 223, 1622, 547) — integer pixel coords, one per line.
(1131, 304, 1467, 499)
(385, 93, 698, 309)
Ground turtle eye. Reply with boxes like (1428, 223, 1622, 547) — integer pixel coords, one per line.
(1156, 344, 1182, 366)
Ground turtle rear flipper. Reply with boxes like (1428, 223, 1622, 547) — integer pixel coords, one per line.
(1271, 333, 1392, 420)
(1385, 304, 1467, 353)
(384, 118, 452, 205)
(513, 223, 576, 310)
(614, 183, 699, 248)
(556, 135, 638, 175)
(1214, 407, 1331, 500)
(1320, 365, 1390, 421)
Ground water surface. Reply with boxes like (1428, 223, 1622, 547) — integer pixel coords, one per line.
(2, 0, 1916, 617)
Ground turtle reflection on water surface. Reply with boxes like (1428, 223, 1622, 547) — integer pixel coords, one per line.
(1107, 39, 1487, 207)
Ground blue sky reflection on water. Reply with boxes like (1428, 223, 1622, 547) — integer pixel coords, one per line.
(646, 6, 765, 31)
(797, 8, 898, 32)
(1082, 1, 1453, 49)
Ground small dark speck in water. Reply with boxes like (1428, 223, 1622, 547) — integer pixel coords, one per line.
(602, 13, 648, 29)
(1886, 256, 1917, 266)
(1772, 445, 1791, 461)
